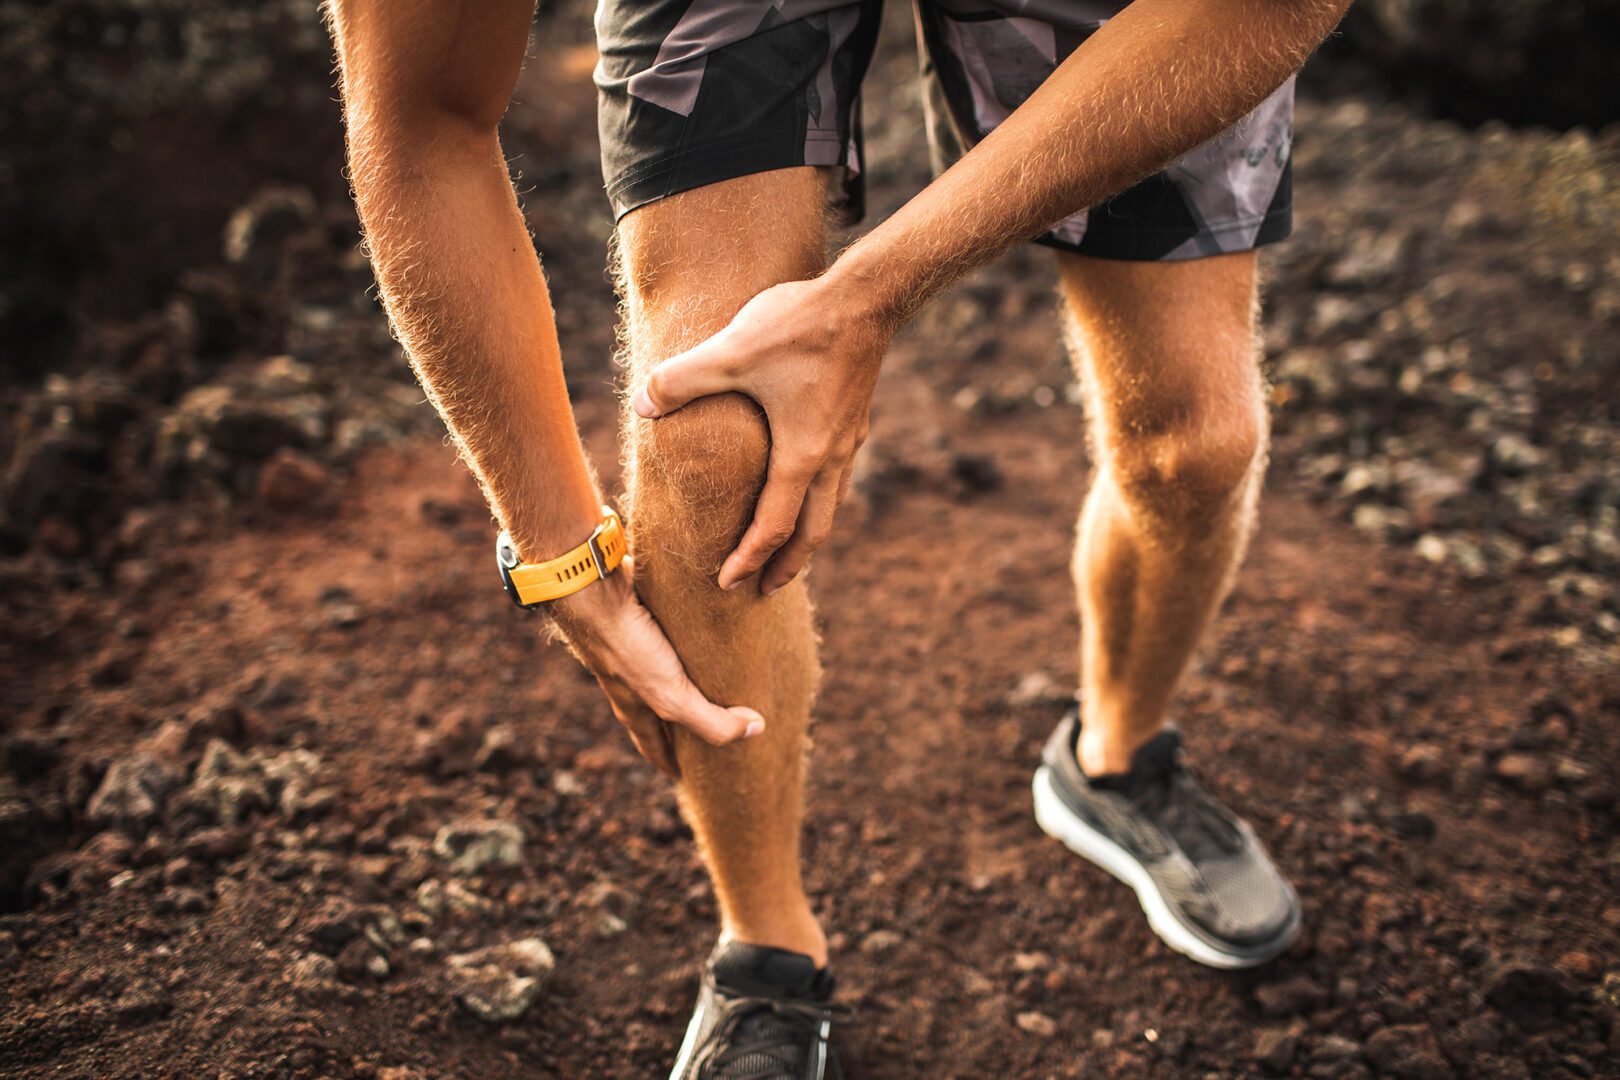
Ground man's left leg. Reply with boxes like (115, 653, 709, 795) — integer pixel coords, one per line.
(1061, 250, 1266, 776)
(1033, 249, 1300, 969)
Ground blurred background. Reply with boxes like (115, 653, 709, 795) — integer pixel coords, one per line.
(1, 1, 1617, 1077)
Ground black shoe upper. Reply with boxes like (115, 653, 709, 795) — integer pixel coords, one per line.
(677, 942, 849, 1080)
(1041, 706, 1299, 951)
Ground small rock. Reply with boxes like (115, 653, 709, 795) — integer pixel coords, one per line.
(246, 674, 306, 710)
(320, 586, 364, 629)
(336, 937, 389, 981)
(1556, 951, 1600, 982)
(949, 452, 1003, 494)
(0, 931, 18, 962)
(860, 930, 903, 955)
(1015, 1011, 1057, 1038)
(473, 726, 526, 773)
(415, 880, 447, 919)
(1314, 1035, 1363, 1064)
(1364, 1024, 1454, 1079)
(1007, 672, 1067, 708)
(287, 952, 340, 996)
(255, 447, 338, 515)
(1389, 809, 1437, 840)
(1484, 962, 1574, 1011)
(1595, 972, 1620, 1009)
(181, 740, 273, 824)
(156, 886, 211, 915)
(1011, 951, 1051, 973)
(1443, 1014, 1501, 1057)
(70, 831, 134, 891)
(1493, 753, 1552, 792)
(447, 938, 556, 1023)
(307, 897, 364, 955)
(180, 826, 250, 862)
(86, 755, 182, 831)
(1397, 744, 1446, 783)
(1253, 1028, 1297, 1073)
(1256, 975, 1329, 1017)
(1489, 434, 1546, 477)
(364, 908, 408, 953)
(432, 819, 525, 875)
(112, 981, 173, 1024)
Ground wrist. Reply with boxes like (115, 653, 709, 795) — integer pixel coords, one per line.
(547, 559, 631, 637)
(820, 240, 916, 332)
(503, 492, 603, 568)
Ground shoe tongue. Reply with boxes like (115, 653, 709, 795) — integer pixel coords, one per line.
(709, 942, 826, 1000)
(1092, 729, 1182, 793)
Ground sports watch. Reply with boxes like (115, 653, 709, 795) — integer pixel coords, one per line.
(496, 506, 626, 609)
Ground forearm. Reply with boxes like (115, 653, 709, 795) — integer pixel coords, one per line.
(828, 0, 1350, 321)
(347, 124, 601, 558)
(332, 0, 600, 562)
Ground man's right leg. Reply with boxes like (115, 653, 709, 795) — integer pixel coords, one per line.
(618, 167, 829, 967)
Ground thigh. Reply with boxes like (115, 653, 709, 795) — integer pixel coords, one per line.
(1057, 249, 1262, 438)
(616, 166, 833, 372)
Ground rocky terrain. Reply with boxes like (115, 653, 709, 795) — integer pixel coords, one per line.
(2, 1, 1618, 1078)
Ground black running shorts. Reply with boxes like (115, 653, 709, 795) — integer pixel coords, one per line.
(595, 0, 1294, 261)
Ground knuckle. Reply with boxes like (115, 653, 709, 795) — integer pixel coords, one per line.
(761, 519, 797, 545)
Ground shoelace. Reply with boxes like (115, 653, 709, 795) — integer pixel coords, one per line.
(694, 993, 855, 1080)
(1132, 758, 1245, 862)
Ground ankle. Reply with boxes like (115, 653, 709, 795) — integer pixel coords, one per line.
(1076, 721, 1160, 779)
(723, 907, 829, 968)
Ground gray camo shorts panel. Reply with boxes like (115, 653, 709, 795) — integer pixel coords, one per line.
(595, 0, 1294, 261)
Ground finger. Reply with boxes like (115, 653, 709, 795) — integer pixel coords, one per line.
(641, 663, 766, 746)
(596, 675, 682, 779)
(626, 719, 680, 780)
(835, 458, 856, 506)
(761, 466, 841, 595)
(632, 335, 739, 419)
(718, 459, 813, 590)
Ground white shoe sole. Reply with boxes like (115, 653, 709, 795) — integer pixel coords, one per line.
(668, 1006, 703, 1080)
(1032, 766, 1298, 970)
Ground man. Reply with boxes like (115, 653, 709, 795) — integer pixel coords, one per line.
(327, 0, 1349, 1074)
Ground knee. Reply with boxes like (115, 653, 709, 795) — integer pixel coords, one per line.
(629, 391, 771, 575)
(1105, 393, 1266, 531)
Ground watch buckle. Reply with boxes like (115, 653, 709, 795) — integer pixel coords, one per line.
(586, 531, 609, 581)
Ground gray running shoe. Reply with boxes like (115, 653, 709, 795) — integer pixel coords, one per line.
(1033, 705, 1300, 968)
(670, 941, 851, 1080)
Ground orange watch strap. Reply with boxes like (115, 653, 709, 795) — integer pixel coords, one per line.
(503, 508, 626, 606)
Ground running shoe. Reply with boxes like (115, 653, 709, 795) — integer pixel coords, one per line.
(1033, 705, 1300, 968)
(670, 941, 851, 1080)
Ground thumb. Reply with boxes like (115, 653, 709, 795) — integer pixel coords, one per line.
(654, 672, 766, 747)
(632, 335, 740, 418)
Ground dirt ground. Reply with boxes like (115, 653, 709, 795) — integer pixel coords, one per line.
(3, 5, 1619, 1080)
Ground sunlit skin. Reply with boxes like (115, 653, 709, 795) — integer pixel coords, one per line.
(328, 0, 1349, 966)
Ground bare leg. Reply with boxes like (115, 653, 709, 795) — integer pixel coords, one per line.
(618, 168, 830, 965)
(1058, 250, 1267, 778)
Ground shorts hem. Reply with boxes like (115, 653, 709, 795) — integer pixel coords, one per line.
(607, 136, 855, 222)
(1035, 207, 1293, 262)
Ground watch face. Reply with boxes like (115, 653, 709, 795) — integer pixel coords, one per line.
(495, 531, 529, 608)
(496, 531, 520, 570)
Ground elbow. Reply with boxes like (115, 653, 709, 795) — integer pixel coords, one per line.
(328, 1, 518, 145)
